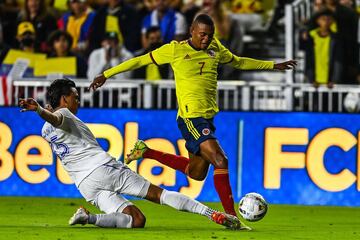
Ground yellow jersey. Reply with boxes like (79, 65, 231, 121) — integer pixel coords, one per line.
(150, 38, 274, 119)
(104, 37, 274, 119)
(309, 29, 330, 84)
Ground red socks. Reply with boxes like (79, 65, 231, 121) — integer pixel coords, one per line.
(213, 169, 236, 216)
(143, 149, 190, 174)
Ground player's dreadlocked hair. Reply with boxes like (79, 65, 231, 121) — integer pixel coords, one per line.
(193, 14, 214, 29)
(47, 78, 76, 109)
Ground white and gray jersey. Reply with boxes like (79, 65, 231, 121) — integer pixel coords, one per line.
(42, 108, 113, 186)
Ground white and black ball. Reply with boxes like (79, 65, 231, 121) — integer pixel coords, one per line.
(238, 192, 268, 222)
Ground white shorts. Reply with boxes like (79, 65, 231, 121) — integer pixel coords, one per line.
(78, 159, 150, 214)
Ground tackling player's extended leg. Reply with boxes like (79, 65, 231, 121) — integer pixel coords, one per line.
(69, 183, 244, 230)
(126, 117, 236, 216)
(69, 158, 245, 230)
(143, 184, 243, 230)
(69, 204, 146, 228)
(126, 139, 236, 216)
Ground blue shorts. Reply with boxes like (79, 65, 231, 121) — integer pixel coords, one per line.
(177, 116, 216, 155)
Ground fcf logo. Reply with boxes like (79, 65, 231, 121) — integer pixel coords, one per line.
(264, 127, 359, 192)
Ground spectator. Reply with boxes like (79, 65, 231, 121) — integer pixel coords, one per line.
(180, 0, 201, 29)
(170, 0, 203, 30)
(51, 0, 69, 16)
(268, 0, 294, 36)
(169, 0, 182, 10)
(16, 21, 37, 53)
(132, 0, 157, 28)
(0, 17, 10, 66)
(324, 0, 358, 84)
(314, 0, 326, 12)
(141, 0, 187, 47)
(200, 0, 231, 42)
(89, 0, 142, 53)
(87, 31, 133, 80)
(338, 0, 359, 85)
(58, 0, 96, 57)
(339, 0, 356, 8)
(230, 0, 267, 33)
(0, 0, 20, 47)
(17, 0, 58, 53)
(47, 30, 88, 78)
(303, 10, 343, 86)
(143, 0, 157, 12)
(231, 0, 263, 14)
(132, 26, 170, 80)
(1, 22, 46, 83)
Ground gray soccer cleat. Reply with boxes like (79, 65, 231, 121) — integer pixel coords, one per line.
(69, 207, 89, 225)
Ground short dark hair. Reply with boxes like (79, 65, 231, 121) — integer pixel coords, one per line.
(47, 30, 73, 53)
(47, 78, 76, 109)
(313, 8, 334, 21)
(146, 26, 161, 39)
(192, 14, 214, 28)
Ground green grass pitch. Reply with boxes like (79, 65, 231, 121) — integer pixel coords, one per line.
(0, 196, 359, 240)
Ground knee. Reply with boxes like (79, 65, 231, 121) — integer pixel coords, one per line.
(213, 155, 228, 169)
(188, 168, 207, 181)
(131, 212, 146, 228)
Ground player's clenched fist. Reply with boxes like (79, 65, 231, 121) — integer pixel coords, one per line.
(19, 98, 40, 112)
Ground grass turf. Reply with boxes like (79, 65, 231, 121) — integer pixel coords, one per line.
(0, 196, 359, 240)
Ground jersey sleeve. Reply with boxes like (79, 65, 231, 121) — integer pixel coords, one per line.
(104, 54, 153, 78)
(230, 56, 274, 70)
(217, 38, 235, 64)
(216, 38, 274, 69)
(150, 41, 176, 65)
(56, 108, 75, 132)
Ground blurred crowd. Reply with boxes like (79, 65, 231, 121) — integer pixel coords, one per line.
(0, 0, 285, 80)
(0, 0, 359, 83)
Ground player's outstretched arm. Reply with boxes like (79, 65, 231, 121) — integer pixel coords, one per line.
(19, 98, 63, 127)
(230, 56, 275, 70)
(89, 54, 153, 91)
(229, 55, 297, 71)
(274, 60, 297, 70)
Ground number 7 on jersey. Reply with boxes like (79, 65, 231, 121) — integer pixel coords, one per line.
(198, 62, 205, 75)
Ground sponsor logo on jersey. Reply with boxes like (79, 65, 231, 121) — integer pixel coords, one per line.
(207, 50, 215, 57)
(202, 128, 210, 135)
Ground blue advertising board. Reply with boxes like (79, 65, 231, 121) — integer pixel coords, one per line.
(0, 107, 359, 206)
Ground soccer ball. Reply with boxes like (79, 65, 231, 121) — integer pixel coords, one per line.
(238, 192, 268, 222)
(343, 92, 360, 113)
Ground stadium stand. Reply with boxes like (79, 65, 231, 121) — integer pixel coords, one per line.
(1, 0, 359, 112)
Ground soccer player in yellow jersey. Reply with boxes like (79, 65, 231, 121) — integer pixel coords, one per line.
(90, 14, 296, 216)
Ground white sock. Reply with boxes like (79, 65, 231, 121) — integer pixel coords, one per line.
(159, 189, 213, 217)
(92, 212, 133, 228)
